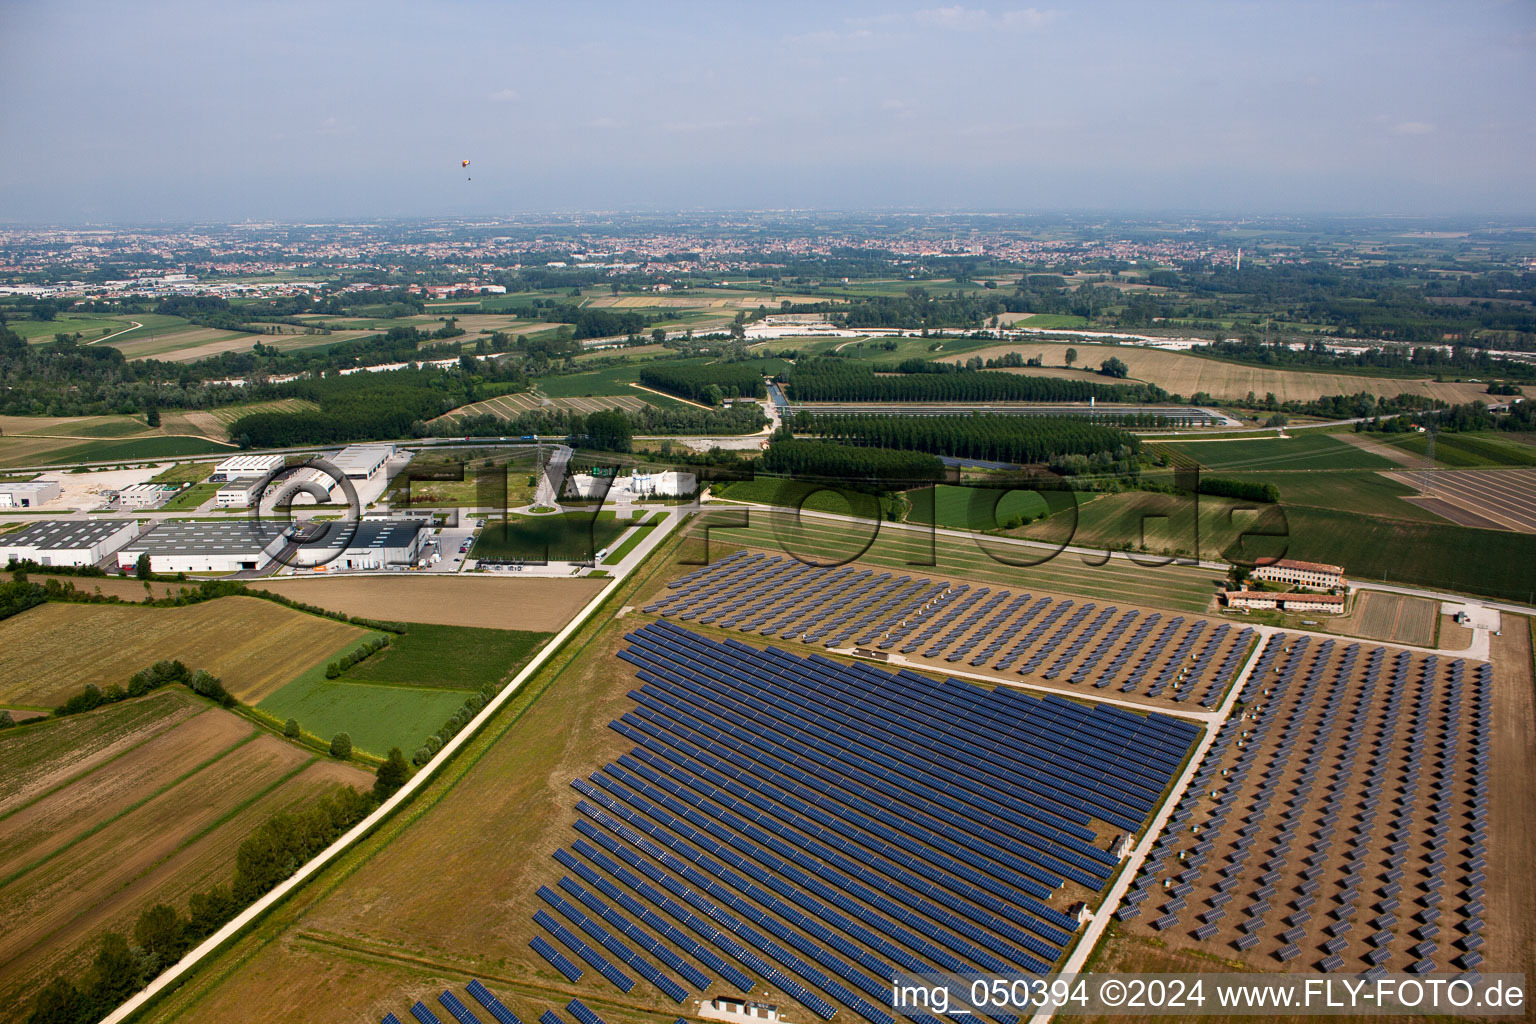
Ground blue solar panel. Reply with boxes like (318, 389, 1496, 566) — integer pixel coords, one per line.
(439, 991, 484, 1024)
(412, 1003, 445, 1024)
(467, 980, 521, 1024)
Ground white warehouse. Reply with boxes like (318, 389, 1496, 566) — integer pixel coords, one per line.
(329, 444, 396, 481)
(212, 453, 285, 482)
(294, 520, 427, 570)
(215, 477, 265, 508)
(117, 521, 288, 574)
(1, 519, 142, 567)
(0, 479, 62, 508)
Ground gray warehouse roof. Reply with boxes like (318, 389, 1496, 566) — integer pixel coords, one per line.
(123, 520, 287, 556)
(2, 518, 136, 550)
(298, 520, 423, 555)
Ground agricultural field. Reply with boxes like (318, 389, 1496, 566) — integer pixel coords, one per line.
(0, 687, 369, 1016)
(345, 624, 550, 691)
(0, 427, 232, 470)
(431, 390, 652, 425)
(1322, 590, 1439, 647)
(473, 510, 635, 562)
(1368, 429, 1536, 468)
(943, 341, 1496, 405)
(1384, 468, 1536, 533)
(254, 668, 472, 759)
(9, 312, 129, 341)
(1152, 433, 1397, 472)
(907, 482, 1054, 531)
(250, 576, 607, 632)
(1216, 469, 1442, 521)
(709, 476, 896, 520)
(158, 398, 321, 441)
(0, 597, 369, 708)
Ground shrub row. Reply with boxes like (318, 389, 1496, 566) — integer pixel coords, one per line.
(324, 635, 391, 678)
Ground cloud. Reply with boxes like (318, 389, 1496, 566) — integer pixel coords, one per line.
(314, 116, 348, 136)
(1391, 120, 1436, 136)
(488, 88, 519, 103)
(912, 6, 1057, 31)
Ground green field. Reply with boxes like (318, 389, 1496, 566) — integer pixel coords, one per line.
(255, 673, 470, 759)
(1153, 434, 1395, 472)
(473, 510, 633, 561)
(1371, 430, 1536, 468)
(150, 461, 217, 485)
(1015, 314, 1091, 329)
(600, 514, 659, 565)
(344, 624, 549, 691)
(160, 482, 218, 511)
(702, 507, 1221, 613)
(907, 484, 1053, 531)
(0, 434, 232, 470)
(1220, 469, 1441, 520)
(7, 313, 127, 342)
(711, 476, 895, 519)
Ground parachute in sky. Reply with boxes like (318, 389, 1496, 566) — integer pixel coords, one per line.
(462, 159, 471, 181)
(461, 160, 470, 168)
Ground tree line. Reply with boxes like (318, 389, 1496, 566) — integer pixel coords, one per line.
(637, 362, 766, 404)
(791, 413, 1140, 465)
(759, 438, 944, 484)
(1190, 337, 1536, 383)
(786, 357, 1165, 404)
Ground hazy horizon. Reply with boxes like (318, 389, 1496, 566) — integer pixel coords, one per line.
(2, 0, 1533, 223)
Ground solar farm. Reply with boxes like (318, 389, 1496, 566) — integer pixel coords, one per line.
(641, 552, 1256, 712)
(1118, 633, 1494, 977)
(512, 620, 1200, 1024)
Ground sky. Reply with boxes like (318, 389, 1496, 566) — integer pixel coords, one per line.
(1, 0, 1533, 222)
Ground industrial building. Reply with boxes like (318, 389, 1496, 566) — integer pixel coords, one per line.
(215, 477, 265, 508)
(117, 521, 288, 574)
(329, 443, 396, 480)
(267, 467, 339, 506)
(114, 483, 179, 509)
(293, 520, 427, 570)
(211, 453, 285, 481)
(1, 518, 141, 567)
(0, 479, 61, 508)
(1251, 558, 1346, 590)
(566, 469, 696, 501)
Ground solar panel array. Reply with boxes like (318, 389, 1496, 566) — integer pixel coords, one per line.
(1119, 634, 1491, 980)
(644, 552, 1252, 706)
(520, 621, 1198, 1023)
(382, 980, 529, 1024)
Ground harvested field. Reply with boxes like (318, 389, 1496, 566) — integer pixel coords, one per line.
(252, 576, 608, 632)
(947, 342, 1494, 404)
(0, 597, 368, 706)
(1153, 434, 1396, 472)
(432, 390, 650, 424)
(1325, 591, 1438, 647)
(0, 694, 368, 1017)
(1384, 468, 1536, 534)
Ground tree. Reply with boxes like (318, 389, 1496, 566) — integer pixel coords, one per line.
(1266, 413, 1290, 428)
(584, 410, 632, 452)
(0, 710, 14, 729)
(1227, 564, 1251, 589)
(1099, 356, 1130, 378)
(373, 746, 411, 801)
(83, 932, 143, 1012)
(1064, 348, 1078, 369)
(329, 732, 352, 759)
(134, 903, 189, 967)
(134, 553, 152, 580)
(283, 718, 301, 739)
(25, 976, 85, 1024)
(652, 327, 667, 345)
(146, 407, 160, 428)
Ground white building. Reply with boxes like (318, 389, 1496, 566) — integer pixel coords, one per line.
(1250, 558, 1346, 591)
(0, 479, 61, 508)
(215, 477, 265, 508)
(1, 518, 141, 567)
(117, 521, 288, 574)
(115, 483, 179, 509)
(212, 453, 285, 482)
(293, 520, 427, 570)
(267, 467, 340, 506)
(1226, 590, 1346, 614)
(329, 444, 396, 480)
(566, 470, 696, 501)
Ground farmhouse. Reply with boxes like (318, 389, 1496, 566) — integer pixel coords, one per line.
(329, 443, 396, 481)
(1226, 590, 1346, 614)
(212, 453, 284, 482)
(0, 479, 62, 508)
(1, 518, 141, 567)
(293, 520, 427, 570)
(1251, 558, 1346, 590)
(117, 520, 288, 574)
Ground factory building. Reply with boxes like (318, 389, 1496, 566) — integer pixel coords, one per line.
(117, 521, 288, 574)
(114, 483, 179, 509)
(0, 479, 62, 508)
(566, 470, 696, 500)
(293, 520, 427, 571)
(215, 477, 266, 508)
(329, 443, 396, 481)
(1, 518, 141, 567)
(211, 453, 285, 482)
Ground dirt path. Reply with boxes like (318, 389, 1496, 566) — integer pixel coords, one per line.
(1486, 620, 1535, 977)
(625, 382, 714, 410)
